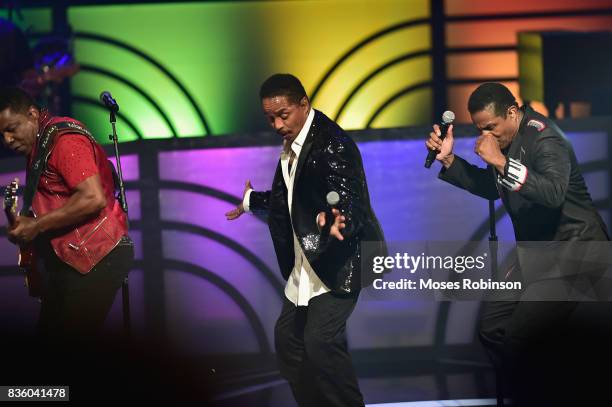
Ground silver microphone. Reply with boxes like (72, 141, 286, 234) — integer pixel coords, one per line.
(425, 110, 455, 168)
(326, 191, 340, 206)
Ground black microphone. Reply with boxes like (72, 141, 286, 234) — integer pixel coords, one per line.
(99, 91, 119, 112)
(424, 110, 455, 168)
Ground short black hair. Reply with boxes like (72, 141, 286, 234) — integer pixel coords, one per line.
(0, 87, 38, 114)
(259, 73, 308, 105)
(468, 82, 518, 118)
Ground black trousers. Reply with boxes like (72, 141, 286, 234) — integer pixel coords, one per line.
(37, 238, 134, 343)
(479, 279, 612, 406)
(275, 292, 364, 407)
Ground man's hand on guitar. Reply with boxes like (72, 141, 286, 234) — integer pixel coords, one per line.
(8, 216, 40, 245)
(225, 180, 253, 221)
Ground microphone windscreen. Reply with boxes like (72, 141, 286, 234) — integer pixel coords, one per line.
(442, 110, 455, 124)
(326, 191, 340, 206)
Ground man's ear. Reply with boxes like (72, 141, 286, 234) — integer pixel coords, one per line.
(27, 106, 39, 122)
(507, 104, 519, 120)
(300, 96, 309, 109)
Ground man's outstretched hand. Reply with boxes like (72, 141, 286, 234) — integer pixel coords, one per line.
(317, 208, 346, 241)
(225, 180, 252, 220)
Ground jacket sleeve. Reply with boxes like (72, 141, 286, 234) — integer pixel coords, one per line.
(323, 136, 367, 241)
(248, 190, 272, 215)
(438, 155, 500, 200)
(499, 132, 570, 208)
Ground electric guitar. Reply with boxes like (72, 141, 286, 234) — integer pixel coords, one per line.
(3, 179, 41, 298)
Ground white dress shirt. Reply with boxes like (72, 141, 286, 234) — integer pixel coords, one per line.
(243, 108, 330, 305)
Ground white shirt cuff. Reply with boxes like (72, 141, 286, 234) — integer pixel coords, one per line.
(243, 189, 253, 213)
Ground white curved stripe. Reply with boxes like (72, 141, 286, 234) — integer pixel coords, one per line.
(366, 399, 502, 406)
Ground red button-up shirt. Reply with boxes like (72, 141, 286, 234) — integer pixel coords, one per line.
(29, 110, 128, 274)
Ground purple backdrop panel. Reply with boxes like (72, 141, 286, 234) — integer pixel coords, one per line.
(583, 171, 609, 203)
(567, 131, 609, 230)
(0, 240, 18, 266)
(567, 131, 608, 163)
(162, 230, 281, 349)
(108, 155, 140, 221)
(567, 132, 609, 230)
(159, 190, 280, 275)
(125, 190, 141, 221)
(359, 138, 510, 242)
(159, 146, 280, 197)
(108, 154, 139, 181)
(130, 230, 143, 260)
(164, 270, 260, 355)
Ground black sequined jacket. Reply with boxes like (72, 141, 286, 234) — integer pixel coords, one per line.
(249, 110, 386, 294)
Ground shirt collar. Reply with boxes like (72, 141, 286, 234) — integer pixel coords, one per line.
(37, 108, 52, 132)
(281, 108, 314, 158)
(505, 105, 527, 154)
(292, 107, 314, 150)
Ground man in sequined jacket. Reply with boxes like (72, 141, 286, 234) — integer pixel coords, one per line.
(226, 73, 384, 407)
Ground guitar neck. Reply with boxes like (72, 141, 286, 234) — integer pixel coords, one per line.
(4, 207, 16, 227)
(4, 179, 20, 229)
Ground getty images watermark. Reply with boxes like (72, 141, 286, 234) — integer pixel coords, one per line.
(360, 241, 612, 301)
(370, 251, 518, 291)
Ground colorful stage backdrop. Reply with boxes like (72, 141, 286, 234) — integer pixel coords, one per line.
(1, 121, 610, 356)
(2, 0, 612, 143)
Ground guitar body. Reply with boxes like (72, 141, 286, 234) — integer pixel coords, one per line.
(3, 179, 42, 298)
(19, 243, 41, 298)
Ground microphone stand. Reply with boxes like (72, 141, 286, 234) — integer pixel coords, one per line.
(487, 165, 503, 407)
(488, 188, 498, 281)
(108, 108, 131, 339)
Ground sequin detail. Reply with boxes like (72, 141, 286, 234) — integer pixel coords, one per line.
(301, 233, 320, 253)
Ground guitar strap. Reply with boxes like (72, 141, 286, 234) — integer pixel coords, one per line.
(21, 121, 93, 216)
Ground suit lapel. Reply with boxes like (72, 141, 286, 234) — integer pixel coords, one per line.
(507, 132, 523, 162)
(507, 110, 528, 162)
(292, 110, 317, 200)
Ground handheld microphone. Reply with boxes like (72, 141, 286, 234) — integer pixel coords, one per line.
(424, 110, 455, 168)
(323, 191, 340, 233)
(99, 91, 119, 112)
(326, 191, 340, 207)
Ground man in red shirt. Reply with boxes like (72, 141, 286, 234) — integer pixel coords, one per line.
(0, 86, 132, 341)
